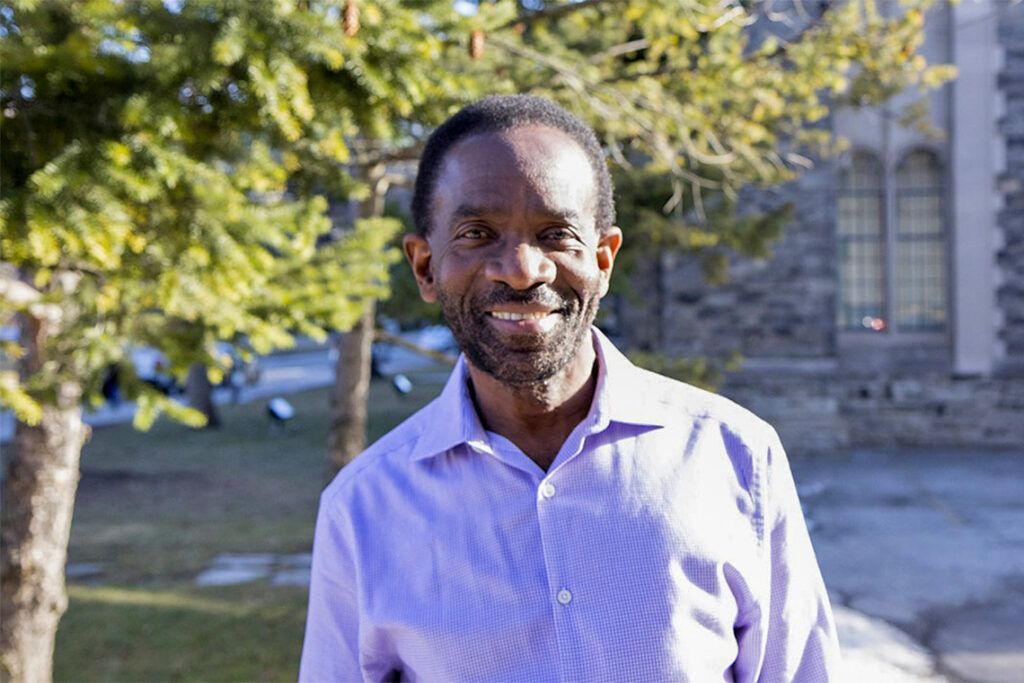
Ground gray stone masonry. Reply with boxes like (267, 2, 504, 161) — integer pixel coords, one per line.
(998, 2, 1024, 366)
(618, 166, 838, 363)
(620, 5, 1024, 452)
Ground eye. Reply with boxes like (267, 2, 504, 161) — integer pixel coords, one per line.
(541, 226, 579, 244)
(455, 225, 490, 241)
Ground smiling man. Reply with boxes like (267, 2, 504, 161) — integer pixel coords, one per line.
(299, 95, 839, 682)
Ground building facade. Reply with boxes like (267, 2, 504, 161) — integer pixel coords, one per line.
(619, 0, 1024, 453)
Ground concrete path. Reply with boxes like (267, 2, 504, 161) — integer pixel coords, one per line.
(793, 449, 1024, 683)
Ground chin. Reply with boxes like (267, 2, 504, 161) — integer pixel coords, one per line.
(467, 344, 578, 386)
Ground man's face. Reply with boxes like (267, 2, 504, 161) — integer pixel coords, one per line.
(404, 125, 621, 385)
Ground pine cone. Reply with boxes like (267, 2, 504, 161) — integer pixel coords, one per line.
(469, 29, 485, 60)
(343, 2, 360, 37)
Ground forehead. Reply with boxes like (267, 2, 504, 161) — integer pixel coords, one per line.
(431, 125, 598, 229)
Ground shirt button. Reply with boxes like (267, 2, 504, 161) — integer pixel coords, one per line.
(540, 482, 556, 499)
(557, 588, 572, 605)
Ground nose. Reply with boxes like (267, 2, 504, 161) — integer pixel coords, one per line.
(485, 239, 556, 290)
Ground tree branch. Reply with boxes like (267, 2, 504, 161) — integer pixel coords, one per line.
(374, 329, 457, 366)
(587, 39, 651, 64)
(350, 141, 425, 167)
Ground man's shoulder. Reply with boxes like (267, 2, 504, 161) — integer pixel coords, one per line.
(626, 364, 779, 443)
(627, 363, 764, 423)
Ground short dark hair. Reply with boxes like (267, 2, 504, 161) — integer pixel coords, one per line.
(411, 95, 615, 237)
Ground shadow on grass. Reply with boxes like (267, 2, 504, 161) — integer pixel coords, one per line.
(55, 583, 307, 682)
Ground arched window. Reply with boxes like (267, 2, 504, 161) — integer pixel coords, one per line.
(837, 151, 886, 331)
(836, 149, 947, 334)
(894, 151, 946, 330)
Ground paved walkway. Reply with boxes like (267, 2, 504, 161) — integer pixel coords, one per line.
(794, 449, 1024, 683)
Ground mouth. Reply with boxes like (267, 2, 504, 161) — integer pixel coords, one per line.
(484, 307, 560, 333)
(488, 311, 553, 321)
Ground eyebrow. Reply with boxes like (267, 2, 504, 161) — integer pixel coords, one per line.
(449, 203, 584, 225)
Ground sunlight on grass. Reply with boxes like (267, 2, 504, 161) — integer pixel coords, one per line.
(67, 585, 245, 615)
(55, 584, 308, 682)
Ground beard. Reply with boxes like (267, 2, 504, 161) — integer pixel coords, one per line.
(438, 283, 600, 386)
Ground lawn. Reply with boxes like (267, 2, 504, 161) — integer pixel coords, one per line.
(53, 374, 442, 682)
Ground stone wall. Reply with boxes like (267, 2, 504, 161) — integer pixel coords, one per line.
(997, 1, 1024, 370)
(717, 363, 1024, 455)
(617, 166, 838, 362)
(617, 5, 1024, 454)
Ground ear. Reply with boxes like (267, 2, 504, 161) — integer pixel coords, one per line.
(596, 226, 623, 296)
(403, 233, 438, 303)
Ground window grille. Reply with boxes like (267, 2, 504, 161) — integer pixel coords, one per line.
(895, 151, 946, 331)
(836, 149, 947, 335)
(837, 152, 886, 331)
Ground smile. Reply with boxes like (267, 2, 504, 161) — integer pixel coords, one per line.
(488, 311, 554, 321)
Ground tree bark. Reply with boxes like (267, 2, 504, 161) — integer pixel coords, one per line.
(186, 363, 220, 428)
(1, 381, 88, 683)
(325, 162, 389, 480)
(326, 305, 375, 478)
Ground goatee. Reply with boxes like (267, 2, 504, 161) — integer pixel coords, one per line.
(439, 283, 599, 386)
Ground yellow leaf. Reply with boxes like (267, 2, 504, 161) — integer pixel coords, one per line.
(363, 3, 382, 26)
(107, 142, 132, 167)
(282, 151, 300, 172)
(324, 49, 345, 69)
(0, 372, 42, 425)
(33, 268, 52, 288)
(127, 233, 147, 254)
(207, 366, 224, 385)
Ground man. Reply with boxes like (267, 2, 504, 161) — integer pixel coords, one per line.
(300, 95, 839, 681)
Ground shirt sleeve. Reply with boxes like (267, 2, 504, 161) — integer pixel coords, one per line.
(299, 498, 366, 683)
(755, 430, 841, 682)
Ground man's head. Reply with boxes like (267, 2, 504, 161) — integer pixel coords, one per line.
(404, 96, 621, 386)
(411, 95, 615, 238)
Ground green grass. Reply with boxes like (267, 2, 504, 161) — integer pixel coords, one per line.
(56, 584, 309, 682)
(53, 374, 442, 682)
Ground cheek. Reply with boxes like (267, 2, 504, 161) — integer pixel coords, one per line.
(433, 255, 480, 296)
(561, 259, 606, 297)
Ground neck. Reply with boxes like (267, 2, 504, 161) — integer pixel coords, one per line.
(467, 341, 599, 472)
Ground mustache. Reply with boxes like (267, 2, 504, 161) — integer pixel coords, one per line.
(472, 284, 574, 311)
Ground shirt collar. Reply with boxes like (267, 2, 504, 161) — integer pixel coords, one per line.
(589, 327, 676, 429)
(409, 328, 671, 462)
(409, 354, 491, 461)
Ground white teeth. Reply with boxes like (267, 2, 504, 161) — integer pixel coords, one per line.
(490, 311, 550, 321)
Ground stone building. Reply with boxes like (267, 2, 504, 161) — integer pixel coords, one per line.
(618, 0, 1024, 453)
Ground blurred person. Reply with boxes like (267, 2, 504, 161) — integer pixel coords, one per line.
(101, 364, 120, 406)
(300, 95, 838, 681)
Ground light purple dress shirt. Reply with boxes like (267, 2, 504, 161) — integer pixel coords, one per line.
(300, 330, 839, 682)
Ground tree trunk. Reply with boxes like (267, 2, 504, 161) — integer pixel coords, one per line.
(326, 305, 375, 478)
(1, 381, 88, 683)
(186, 363, 220, 428)
(325, 163, 389, 479)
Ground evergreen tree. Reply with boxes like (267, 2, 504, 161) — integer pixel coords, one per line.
(0, 0, 466, 677)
